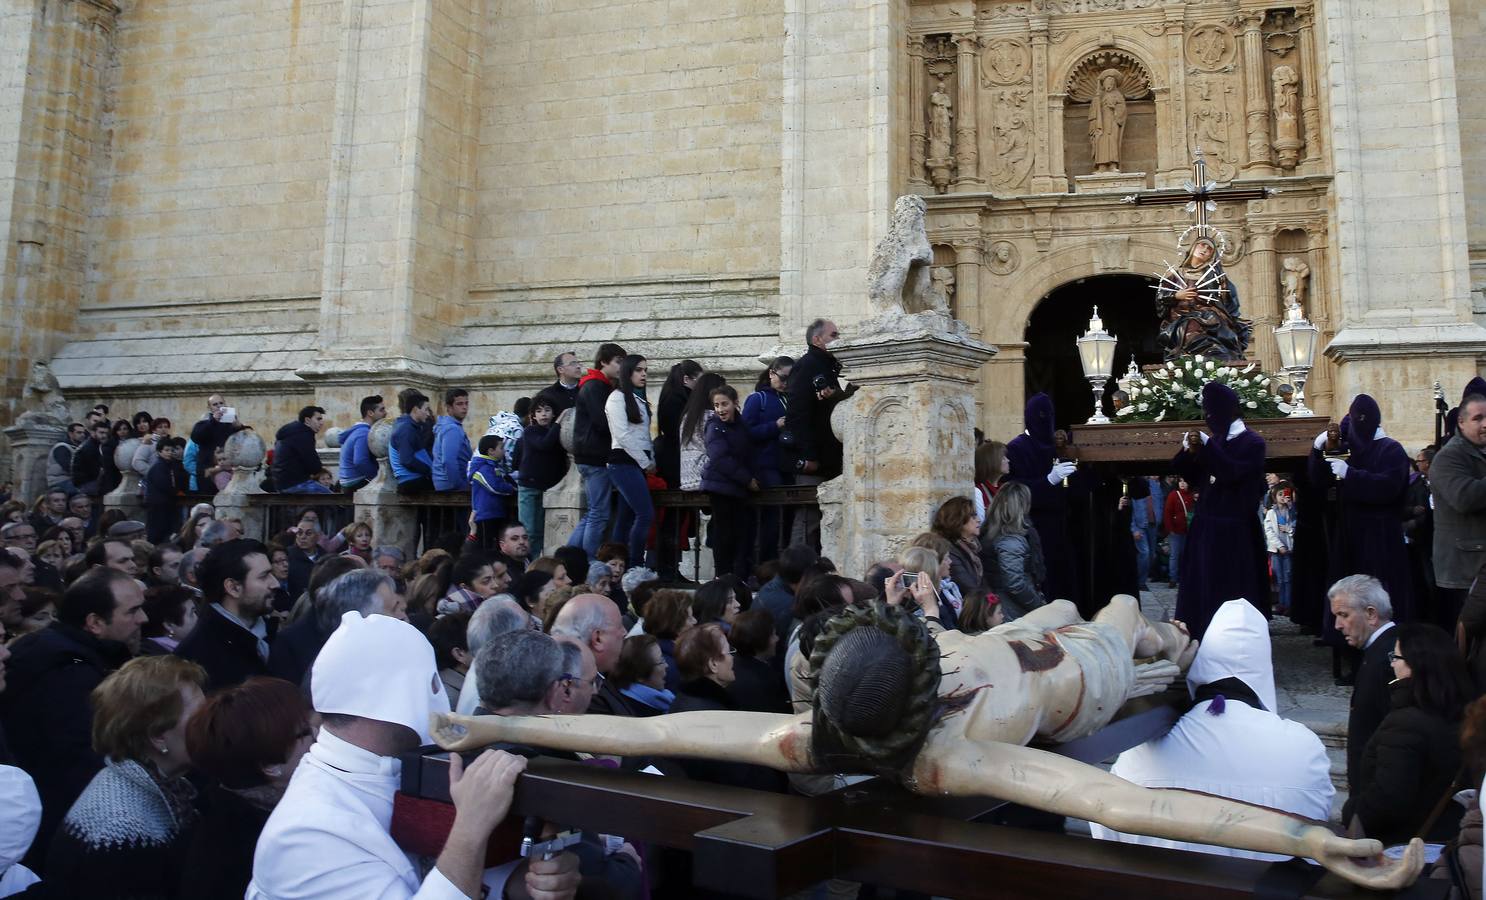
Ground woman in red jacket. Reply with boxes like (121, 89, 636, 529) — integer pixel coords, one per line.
(1162, 476, 1196, 588)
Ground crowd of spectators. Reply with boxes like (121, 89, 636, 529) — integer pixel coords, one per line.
(3, 334, 1486, 897)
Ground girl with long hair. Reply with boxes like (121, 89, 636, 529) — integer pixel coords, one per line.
(604, 354, 656, 566)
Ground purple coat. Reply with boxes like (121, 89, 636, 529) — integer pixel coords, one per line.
(1309, 438, 1414, 622)
(1172, 427, 1270, 640)
(1005, 394, 1080, 607)
(701, 415, 756, 498)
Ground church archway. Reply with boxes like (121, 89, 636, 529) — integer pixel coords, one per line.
(1023, 274, 1162, 431)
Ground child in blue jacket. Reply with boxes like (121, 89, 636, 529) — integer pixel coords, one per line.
(469, 434, 517, 550)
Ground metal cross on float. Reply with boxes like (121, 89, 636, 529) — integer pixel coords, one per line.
(1119, 148, 1272, 232)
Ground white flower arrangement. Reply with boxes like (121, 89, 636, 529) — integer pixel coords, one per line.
(1113, 354, 1286, 423)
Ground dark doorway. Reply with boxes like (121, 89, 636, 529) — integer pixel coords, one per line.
(1024, 274, 1162, 431)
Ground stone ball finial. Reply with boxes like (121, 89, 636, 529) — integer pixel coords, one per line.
(368, 419, 395, 460)
(323, 427, 343, 449)
(113, 437, 141, 472)
(224, 430, 266, 470)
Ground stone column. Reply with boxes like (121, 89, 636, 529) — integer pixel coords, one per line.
(952, 32, 982, 190)
(1028, 18, 1062, 194)
(1245, 227, 1281, 374)
(3, 419, 65, 505)
(1158, 11, 1187, 187)
(1295, 10, 1323, 172)
(0, 0, 118, 415)
(102, 438, 144, 518)
(353, 420, 420, 557)
(295, 0, 484, 402)
(211, 431, 269, 542)
(817, 322, 996, 577)
(1322, 0, 1486, 446)
(1239, 13, 1275, 175)
(950, 238, 983, 336)
(908, 35, 928, 190)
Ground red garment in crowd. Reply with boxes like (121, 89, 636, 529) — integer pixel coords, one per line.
(1163, 488, 1195, 535)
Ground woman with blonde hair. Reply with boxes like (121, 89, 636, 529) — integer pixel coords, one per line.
(46, 656, 207, 897)
(898, 544, 958, 629)
(981, 481, 1048, 619)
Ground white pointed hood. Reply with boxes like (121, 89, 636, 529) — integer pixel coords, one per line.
(1184, 598, 1277, 713)
(311, 612, 450, 744)
(0, 766, 40, 892)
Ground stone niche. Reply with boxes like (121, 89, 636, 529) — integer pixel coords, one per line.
(1063, 50, 1157, 185)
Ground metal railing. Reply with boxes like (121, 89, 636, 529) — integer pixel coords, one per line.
(248, 493, 355, 543)
(651, 484, 818, 582)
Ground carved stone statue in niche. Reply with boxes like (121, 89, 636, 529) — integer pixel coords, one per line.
(927, 79, 955, 193)
(1271, 65, 1302, 169)
(929, 266, 956, 313)
(1281, 255, 1311, 313)
(1088, 70, 1127, 172)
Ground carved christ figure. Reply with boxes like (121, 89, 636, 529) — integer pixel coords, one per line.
(434, 591, 1424, 893)
(1272, 66, 1300, 144)
(1088, 70, 1126, 173)
(1281, 255, 1311, 312)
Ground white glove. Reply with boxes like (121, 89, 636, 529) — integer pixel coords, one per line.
(1047, 461, 1077, 484)
(1313, 430, 1330, 450)
(1326, 457, 1349, 480)
(1180, 432, 1211, 451)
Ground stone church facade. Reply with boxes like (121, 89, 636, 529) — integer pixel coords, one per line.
(2, 0, 1483, 452)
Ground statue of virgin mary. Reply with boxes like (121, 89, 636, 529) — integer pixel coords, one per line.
(1155, 234, 1252, 362)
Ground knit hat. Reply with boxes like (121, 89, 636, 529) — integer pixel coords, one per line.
(310, 612, 450, 743)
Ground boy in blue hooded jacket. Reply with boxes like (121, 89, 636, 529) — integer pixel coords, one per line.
(469, 433, 516, 549)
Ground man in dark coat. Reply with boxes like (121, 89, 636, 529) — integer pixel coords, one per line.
(0, 566, 144, 869)
(1005, 394, 1081, 609)
(1327, 574, 1396, 798)
(1432, 390, 1486, 635)
(69, 421, 111, 497)
(189, 394, 246, 494)
(533, 350, 584, 416)
(780, 319, 855, 482)
(284, 520, 324, 599)
(1309, 394, 1414, 623)
(175, 539, 277, 692)
(271, 406, 328, 493)
(1171, 381, 1269, 640)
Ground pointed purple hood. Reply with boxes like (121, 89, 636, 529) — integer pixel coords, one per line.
(1346, 394, 1382, 453)
(1202, 381, 1241, 440)
(1024, 393, 1056, 450)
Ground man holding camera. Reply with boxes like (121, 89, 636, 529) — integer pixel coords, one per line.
(190, 394, 245, 495)
(781, 319, 857, 546)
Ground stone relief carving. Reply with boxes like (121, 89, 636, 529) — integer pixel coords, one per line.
(981, 39, 1029, 85)
(1187, 24, 1236, 72)
(985, 240, 1020, 275)
(1066, 51, 1153, 101)
(1190, 79, 1239, 181)
(980, 0, 1160, 16)
(1281, 255, 1311, 313)
(990, 88, 1034, 190)
(1095, 235, 1131, 271)
(1271, 65, 1302, 170)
